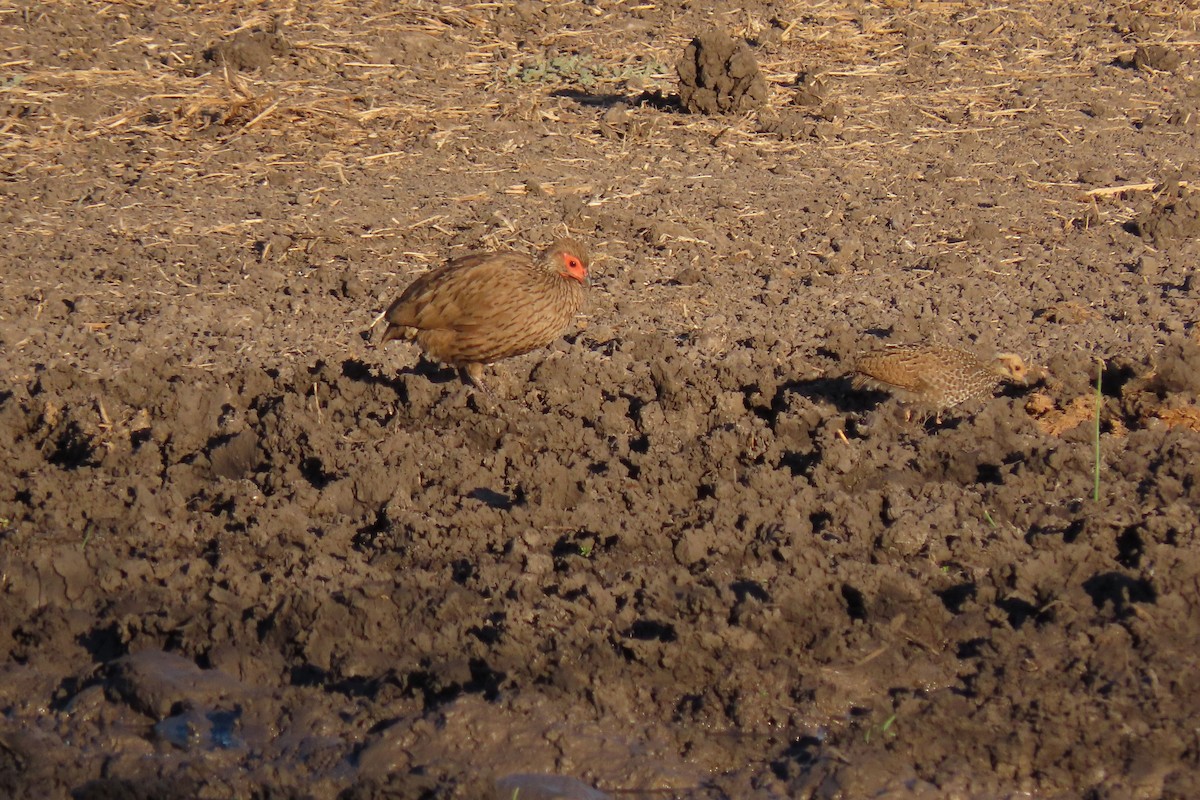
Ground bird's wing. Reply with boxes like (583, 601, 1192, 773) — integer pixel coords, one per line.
(855, 353, 936, 393)
(384, 252, 528, 331)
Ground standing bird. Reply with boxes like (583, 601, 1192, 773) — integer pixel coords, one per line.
(380, 237, 589, 397)
(850, 344, 1028, 421)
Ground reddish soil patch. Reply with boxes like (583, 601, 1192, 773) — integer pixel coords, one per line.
(2, 2, 1199, 798)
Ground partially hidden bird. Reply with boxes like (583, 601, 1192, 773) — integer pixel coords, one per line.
(380, 237, 589, 397)
(850, 344, 1028, 421)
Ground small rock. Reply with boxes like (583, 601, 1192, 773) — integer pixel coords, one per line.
(1135, 254, 1161, 276)
(673, 529, 708, 566)
(1134, 45, 1181, 72)
(205, 29, 288, 72)
(108, 651, 245, 719)
(374, 32, 439, 65)
(792, 69, 826, 107)
(925, 253, 971, 276)
(964, 220, 1002, 242)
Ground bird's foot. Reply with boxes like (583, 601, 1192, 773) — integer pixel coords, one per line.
(461, 365, 501, 411)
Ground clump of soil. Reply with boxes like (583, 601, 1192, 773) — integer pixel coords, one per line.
(676, 30, 768, 114)
(1135, 184, 1200, 245)
(1133, 44, 1182, 72)
(791, 68, 828, 108)
(2, 1, 1200, 798)
(203, 28, 289, 71)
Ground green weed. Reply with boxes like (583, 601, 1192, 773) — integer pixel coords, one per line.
(864, 712, 898, 743)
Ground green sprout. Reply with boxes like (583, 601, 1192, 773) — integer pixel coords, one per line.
(864, 712, 898, 743)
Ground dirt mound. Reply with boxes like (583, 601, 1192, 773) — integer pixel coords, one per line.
(202, 27, 290, 72)
(676, 30, 768, 115)
(1135, 185, 1200, 246)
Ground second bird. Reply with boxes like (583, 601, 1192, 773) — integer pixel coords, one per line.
(380, 237, 590, 397)
(850, 344, 1028, 422)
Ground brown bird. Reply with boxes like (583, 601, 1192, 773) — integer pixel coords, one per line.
(380, 237, 589, 397)
(850, 344, 1028, 421)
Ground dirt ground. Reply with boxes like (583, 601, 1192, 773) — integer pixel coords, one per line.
(2, 1, 1200, 798)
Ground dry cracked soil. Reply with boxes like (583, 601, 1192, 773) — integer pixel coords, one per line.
(2, 1, 1200, 799)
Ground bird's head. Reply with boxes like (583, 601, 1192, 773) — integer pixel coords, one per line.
(993, 353, 1028, 383)
(546, 238, 590, 284)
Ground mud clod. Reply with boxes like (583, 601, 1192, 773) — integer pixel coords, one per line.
(1134, 186, 1200, 245)
(676, 31, 768, 115)
(1133, 44, 1182, 72)
(2, 2, 1200, 798)
(204, 29, 289, 71)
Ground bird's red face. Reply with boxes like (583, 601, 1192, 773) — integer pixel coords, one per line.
(559, 250, 589, 284)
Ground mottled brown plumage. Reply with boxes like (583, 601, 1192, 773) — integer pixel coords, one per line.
(380, 237, 589, 395)
(851, 344, 1028, 418)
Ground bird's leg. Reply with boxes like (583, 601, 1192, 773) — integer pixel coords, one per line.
(461, 363, 498, 405)
(907, 407, 937, 428)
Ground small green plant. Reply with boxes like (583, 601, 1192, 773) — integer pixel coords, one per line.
(983, 509, 997, 529)
(508, 54, 600, 86)
(864, 712, 898, 743)
(578, 539, 594, 558)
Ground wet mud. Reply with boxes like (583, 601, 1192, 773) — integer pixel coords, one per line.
(2, 1, 1199, 798)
